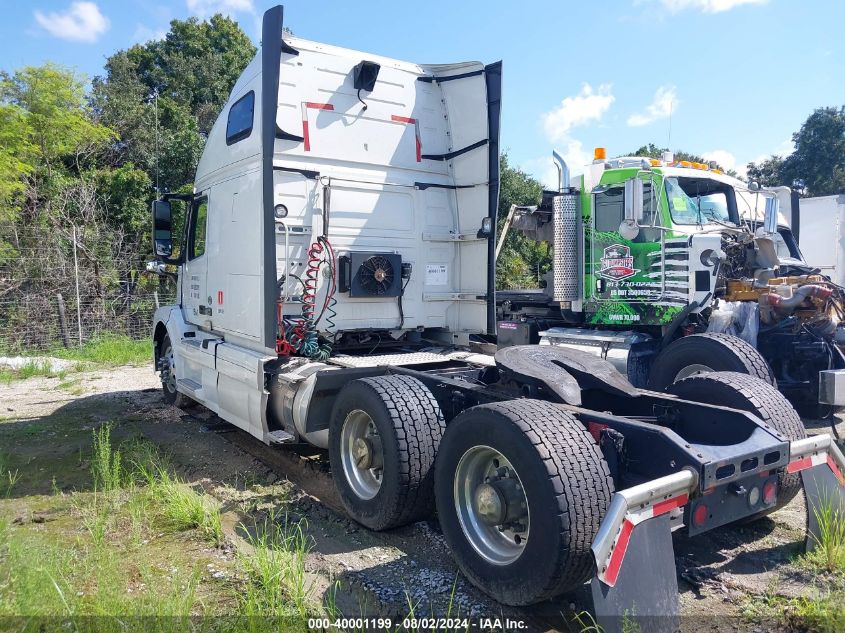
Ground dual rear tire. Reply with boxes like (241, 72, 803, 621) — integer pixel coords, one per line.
(329, 377, 613, 606)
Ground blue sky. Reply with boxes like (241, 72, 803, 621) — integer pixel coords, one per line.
(2, 0, 843, 185)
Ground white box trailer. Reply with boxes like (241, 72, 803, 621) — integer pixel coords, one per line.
(147, 6, 845, 631)
(797, 194, 845, 286)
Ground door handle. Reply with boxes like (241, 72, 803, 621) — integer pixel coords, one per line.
(199, 305, 212, 316)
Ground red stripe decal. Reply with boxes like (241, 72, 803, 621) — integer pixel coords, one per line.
(653, 493, 689, 517)
(415, 134, 422, 162)
(828, 455, 845, 486)
(391, 114, 416, 124)
(787, 456, 813, 474)
(302, 120, 310, 151)
(604, 519, 634, 586)
(306, 102, 334, 111)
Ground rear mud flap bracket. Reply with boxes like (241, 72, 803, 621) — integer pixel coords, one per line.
(591, 513, 678, 633)
(590, 470, 695, 633)
(788, 435, 845, 551)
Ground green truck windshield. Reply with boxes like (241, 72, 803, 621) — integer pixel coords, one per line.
(666, 177, 731, 225)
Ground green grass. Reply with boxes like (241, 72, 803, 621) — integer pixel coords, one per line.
(144, 468, 223, 545)
(53, 334, 152, 367)
(0, 415, 344, 629)
(0, 359, 67, 383)
(0, 428, 235, 629)
(743, 589, 845, 633)
(0, 514, 209, 626)
(806, 493, 845, 573)
(91, 424, 124, 493)
(239, 510, 314, 623)
(789, 592, 845, 633)
(0, 335, 150, 382)
(0, 452, 21, 498)
(128, 440, 223, 546)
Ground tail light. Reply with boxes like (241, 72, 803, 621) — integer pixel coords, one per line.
(763, 480, 777, 505)
(693, 503, 709, 527)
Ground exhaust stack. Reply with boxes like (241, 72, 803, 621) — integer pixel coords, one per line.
(551, 151, 580, 305)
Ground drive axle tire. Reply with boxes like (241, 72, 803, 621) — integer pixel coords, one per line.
(434, 400, 613, 606)
(668, 371, 805, 519)
(648, 333, 775, 392)
(159, 335, 191, 408)
(329, 375, 445, 531)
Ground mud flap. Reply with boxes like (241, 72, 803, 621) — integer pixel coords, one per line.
(590, 470, 696, 633)
(591, 513, 679, 633)
(787, 435, 845, 552)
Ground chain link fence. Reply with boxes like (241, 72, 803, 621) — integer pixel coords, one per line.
(0, 225, 176, 354)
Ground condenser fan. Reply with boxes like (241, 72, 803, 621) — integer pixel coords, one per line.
(359, 255, 396, 295)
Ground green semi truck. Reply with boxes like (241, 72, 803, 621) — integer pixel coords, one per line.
(497, 149, 845, 417)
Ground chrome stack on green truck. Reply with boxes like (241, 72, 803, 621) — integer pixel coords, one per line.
(497, 148, 845, 417)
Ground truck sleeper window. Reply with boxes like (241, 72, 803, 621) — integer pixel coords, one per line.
(226, 91, 254, 145)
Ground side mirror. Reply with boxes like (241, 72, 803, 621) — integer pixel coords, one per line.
(624, 178, 644, 222)
(763, 197, 780, 234)
(152, 199, 173, 257)
(620, 178, 644, 239)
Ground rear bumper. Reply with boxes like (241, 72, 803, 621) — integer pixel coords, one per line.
(589, 433, 845, 633)
(591, 433, 845, 587)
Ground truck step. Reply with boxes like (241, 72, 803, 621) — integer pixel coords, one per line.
(267, 430, 295, 444)
(176, 378, 202, 396)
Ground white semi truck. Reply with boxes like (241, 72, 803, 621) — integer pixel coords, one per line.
(149, 6, 845, 630)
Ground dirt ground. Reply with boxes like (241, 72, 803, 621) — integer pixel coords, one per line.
(2, 364, 844, 631)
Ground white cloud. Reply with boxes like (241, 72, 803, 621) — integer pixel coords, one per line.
(702, 149, 736, 172)
(33, 1, 110, 43)
(654, 0, 768, 13)
(542, 84, 615, 143)
(627, 85, 677, 127)
(186, 0, 255, 17)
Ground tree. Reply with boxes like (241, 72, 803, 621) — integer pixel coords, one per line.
(2, 65, 113, 178)
(0, 102, 35, 223)
(780, 106, 845, 196)
(496, 155, 548, 289)
(91, 14, 256, 193)
(746, 155, 785, 187)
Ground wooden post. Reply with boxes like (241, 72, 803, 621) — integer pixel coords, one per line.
(72, 225, 83, 345)
(56, 293, 70, 349)
(154, 291, 160, 309)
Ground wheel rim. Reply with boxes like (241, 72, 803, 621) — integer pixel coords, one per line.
(161, 344, 177, 394)
(453, 445, 530, 566)
(674, 363, 714, 382)
(340, 409, 384, 500)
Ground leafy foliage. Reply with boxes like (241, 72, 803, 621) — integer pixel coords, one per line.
(496, 155, 549, 289)
(747, 105, 845, 196)
(91, 14, 256, 193)
(746, 155, 785, 187)
(0, 15, 254, 352)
